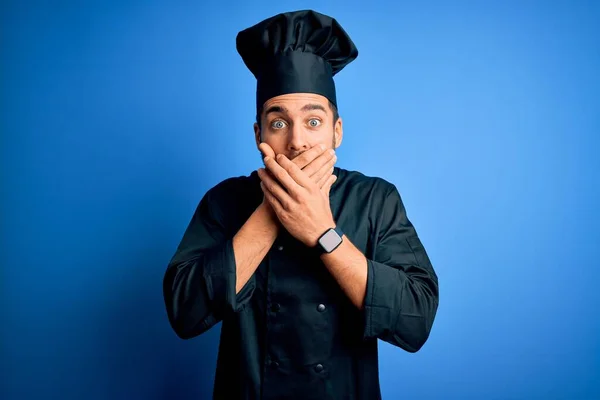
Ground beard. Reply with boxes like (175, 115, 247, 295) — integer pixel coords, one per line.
(260, 134, 336, 164)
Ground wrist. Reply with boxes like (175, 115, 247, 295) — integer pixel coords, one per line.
(258, 202, 280, 229)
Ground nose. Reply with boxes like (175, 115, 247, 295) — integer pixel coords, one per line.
(287, 124, 310, 155)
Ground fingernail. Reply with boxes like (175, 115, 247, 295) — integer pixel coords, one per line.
(320, 144, 326, 150)
(264, 156, 270, 162)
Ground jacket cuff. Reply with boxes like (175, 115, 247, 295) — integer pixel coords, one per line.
(362, 258, 402, 340)
(203, 238, 256, 314)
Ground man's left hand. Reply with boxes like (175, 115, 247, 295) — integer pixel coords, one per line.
(257, 153, 337, 248)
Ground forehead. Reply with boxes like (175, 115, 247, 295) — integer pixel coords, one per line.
(262, 93, 329, 113)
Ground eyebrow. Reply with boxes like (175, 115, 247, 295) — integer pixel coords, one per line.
(265, 105, 288, 116)
(264, 103, 327, 116)
(301, 103, 327, 113)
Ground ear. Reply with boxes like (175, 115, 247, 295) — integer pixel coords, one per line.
(254, 122, 261, 148)
(334, 117, 343, 149)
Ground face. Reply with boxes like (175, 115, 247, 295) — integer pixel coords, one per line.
(254, 93, 343, 161)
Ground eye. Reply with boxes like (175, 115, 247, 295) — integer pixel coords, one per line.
(308, 118, 322, 127)
(271, 120, 287, 129)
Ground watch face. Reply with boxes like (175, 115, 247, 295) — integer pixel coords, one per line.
(319, 229, 341, 252)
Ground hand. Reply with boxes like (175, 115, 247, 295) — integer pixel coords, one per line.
(257, 153, 337, 248)
(258, 143, 337, 217)
(259, 143, 337, 191)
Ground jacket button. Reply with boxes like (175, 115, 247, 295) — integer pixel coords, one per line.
(314, 363, 324, 373)
(317, 303, 326, 312)
(277, 245, 284, 251)
(271, 303, 280, 312)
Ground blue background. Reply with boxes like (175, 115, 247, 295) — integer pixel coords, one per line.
(2, 1, 599, 399)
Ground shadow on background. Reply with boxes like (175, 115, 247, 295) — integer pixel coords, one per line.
(94, 243, 221, 399)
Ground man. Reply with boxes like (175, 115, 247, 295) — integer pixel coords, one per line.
(163, 9, 439, 400)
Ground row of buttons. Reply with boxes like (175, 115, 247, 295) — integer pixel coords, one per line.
(267, 359, 324, 373)
(269, 241, 324, 374)
(270, 303, 327, 312)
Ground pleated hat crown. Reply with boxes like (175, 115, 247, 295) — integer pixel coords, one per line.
(236, 10, 358, 110)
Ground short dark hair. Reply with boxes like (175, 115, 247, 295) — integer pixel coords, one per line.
(256, 100, 339, 131)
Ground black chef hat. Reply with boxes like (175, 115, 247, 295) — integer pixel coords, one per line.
(236, 9, 358, 111)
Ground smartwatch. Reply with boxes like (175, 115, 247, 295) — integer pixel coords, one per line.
(315, 226, 344, 255)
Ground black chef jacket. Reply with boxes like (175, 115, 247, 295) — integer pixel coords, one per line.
(163, 166, 439, 399)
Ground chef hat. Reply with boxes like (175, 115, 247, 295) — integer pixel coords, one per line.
(236, 9, 358, 111)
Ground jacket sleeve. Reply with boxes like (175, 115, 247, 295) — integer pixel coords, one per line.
(361, 184, 439, 352)
(162, 188, 256, 339)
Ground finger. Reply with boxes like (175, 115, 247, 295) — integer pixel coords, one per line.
(316, 169, 329, 188)
(316, 165, 334, 188)
(259, 143, 276, 159)
(272, 154, 314, 191)
(260, 181, 284, 214)
(302, 148, 336, 181)
(264, 155, 306, 195)
(257, 167, 292, 208)
(311, 153, 336, 186)
(322, 174, 337, 197)
(291, 143, 328, 170)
